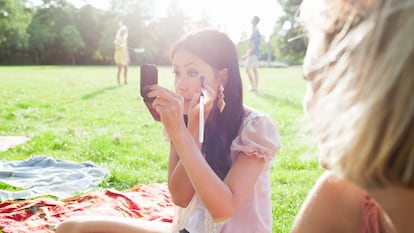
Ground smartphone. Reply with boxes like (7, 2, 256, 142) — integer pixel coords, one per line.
(140, 64, 160, 121)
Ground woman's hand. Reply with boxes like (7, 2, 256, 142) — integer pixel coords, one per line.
(148, 85, 186, 132)
(148, 84, 217, 143)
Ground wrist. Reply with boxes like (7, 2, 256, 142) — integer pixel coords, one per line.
(169, 125, 202, 149)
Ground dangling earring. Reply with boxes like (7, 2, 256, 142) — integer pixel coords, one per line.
(217, 85, 226, 113)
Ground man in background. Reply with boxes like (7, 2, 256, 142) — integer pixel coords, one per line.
(243, 16, 261, 92)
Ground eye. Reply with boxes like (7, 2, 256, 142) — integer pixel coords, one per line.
(187, 70, 199, 78)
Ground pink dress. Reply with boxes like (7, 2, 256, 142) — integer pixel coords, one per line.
(360, 193, 381, 233)
(172, 106, 281, 233)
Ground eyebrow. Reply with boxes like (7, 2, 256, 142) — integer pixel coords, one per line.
(172, 62, 198, 68)
(184, 62, 197, 67)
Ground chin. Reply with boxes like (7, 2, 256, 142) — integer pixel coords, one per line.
(183, 105, 189, 115)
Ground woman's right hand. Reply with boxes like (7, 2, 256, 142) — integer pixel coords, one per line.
(148, 85, 187, 133)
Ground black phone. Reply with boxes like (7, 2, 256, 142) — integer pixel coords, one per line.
(140, 64, 160, 121)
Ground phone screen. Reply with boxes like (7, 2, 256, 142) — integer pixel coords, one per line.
(140, 64, 160, 121)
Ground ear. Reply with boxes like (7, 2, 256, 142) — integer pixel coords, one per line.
(217, 68, 228, 86)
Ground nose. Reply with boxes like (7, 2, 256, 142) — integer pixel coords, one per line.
(175, 76, 186, 93)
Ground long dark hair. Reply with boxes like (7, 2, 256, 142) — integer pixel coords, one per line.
(170, 29, 244, 179)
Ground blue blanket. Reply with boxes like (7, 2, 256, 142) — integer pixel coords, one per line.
(0, 155, 109, 201)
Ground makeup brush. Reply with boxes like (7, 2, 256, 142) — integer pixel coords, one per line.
(199, 76, 205, 143)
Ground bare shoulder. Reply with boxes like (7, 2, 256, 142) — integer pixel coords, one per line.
(291, 171, 365, 233)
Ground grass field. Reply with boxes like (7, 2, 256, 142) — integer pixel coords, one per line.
(0, 65, 323, 232)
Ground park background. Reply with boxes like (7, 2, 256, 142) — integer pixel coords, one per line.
(0, 0, 305, 66)
(0, 0, 325, 232)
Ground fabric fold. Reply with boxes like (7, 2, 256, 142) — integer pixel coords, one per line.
(0, 155, 109, 201)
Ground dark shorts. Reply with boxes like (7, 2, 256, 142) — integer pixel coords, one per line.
(179, 229, 190, 233)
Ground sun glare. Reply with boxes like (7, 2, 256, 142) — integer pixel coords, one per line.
(66, 0, 281, 42)
(164, 0, 282, 42)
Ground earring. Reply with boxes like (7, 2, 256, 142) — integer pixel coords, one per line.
(217, 85, 226, 113)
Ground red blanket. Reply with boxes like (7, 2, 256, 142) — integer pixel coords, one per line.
(0, 183, 175, 233)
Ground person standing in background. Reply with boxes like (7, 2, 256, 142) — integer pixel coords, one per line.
(243, 16, 261, 92)
(114, 25, 129, 85)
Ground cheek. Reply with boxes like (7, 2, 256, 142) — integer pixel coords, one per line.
(206, 81, 220, 98)
(174, 78, 200, 95)
(175, 79, 200, 114)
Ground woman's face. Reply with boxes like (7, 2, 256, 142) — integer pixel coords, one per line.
(171, 48, 221, 114)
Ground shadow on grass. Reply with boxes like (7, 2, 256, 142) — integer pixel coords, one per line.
(255, 90, 302, 109)
(81, 85, 121, 100)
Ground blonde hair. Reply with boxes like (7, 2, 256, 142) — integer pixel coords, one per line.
(116, 25, 128, 39)
(300, 0, 414, 188)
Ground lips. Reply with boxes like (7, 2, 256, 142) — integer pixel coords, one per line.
(183, 98, 192, 104)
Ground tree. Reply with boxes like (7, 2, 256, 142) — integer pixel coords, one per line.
(61, 24, 84, 65)
(191, 12, 212, 30)
(75, 5, 104, 64)
(147, 1, 189, 65)
(0, 0, 31, 63)
(271, 0, 306, 64)
(27, 8, 56, 64)
(103, 0, 154, 65)
(27, 0, 78, 64)
(98, 14, 119, 64)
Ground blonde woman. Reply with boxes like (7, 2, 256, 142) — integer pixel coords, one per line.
(114, 25, 129, 85)
(292, 0, 414, 233)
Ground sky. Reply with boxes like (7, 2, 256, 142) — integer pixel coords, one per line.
(67, 0, 283, 42)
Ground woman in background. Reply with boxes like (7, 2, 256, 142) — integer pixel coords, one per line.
(114, 25, 129, 85)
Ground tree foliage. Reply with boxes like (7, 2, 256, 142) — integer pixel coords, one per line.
(0, 0, 307, 65)
(0, 0, 31, 63)
(61, 24, 84, 65)
(271, 0, 306, 64)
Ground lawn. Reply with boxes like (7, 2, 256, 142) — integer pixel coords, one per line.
(0, 65, 323, 232)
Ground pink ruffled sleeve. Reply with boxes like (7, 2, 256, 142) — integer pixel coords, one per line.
(231, 113, 281, 162)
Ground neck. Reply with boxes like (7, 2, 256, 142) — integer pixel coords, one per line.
(369, 187, 414, 233)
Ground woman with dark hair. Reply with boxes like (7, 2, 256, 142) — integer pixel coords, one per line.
(56, 29, 280, 233)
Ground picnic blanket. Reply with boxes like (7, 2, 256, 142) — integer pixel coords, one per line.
(0, 183, 175, 233)
(0, 155, 109, 201)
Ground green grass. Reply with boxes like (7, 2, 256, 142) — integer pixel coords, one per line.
(0, 65, 323, 232)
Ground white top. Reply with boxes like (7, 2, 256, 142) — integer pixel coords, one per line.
(171, 106, 281, 233)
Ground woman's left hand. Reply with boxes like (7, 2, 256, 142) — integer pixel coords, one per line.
(186, 84, 217, 133)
